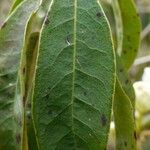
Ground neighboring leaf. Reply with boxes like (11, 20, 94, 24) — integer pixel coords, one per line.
(116, 55, 135, 107)
(18, 1, 53, 149)
(113, 0, 141, 70)
(10, 0, 24, 13)
(32, 0, 115, 149)
(111, 0, 138, 149)
(0, 0, 41, 149)
(23, 32, 40, 150)
(111, 0, 122, 55)
(114, 78, 136, 150)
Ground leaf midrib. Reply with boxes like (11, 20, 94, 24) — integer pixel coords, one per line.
(71, 0, 77, 147)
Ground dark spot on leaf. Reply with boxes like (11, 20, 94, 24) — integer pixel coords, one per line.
(23, 96, 26, 107)
(1, 22, 7, 29)
(27, 113, 31, 120)
(119, 68, 123, 73)
(127, 35, 130, 41)
(137, 31, 140, 35)
(129, 46, 133, 50)
(84, 91, 87, 96)
(46, 94, 49, 99)
(16, 134, 21, 144)
(124, 141, 127, 146)
(45, 17, 50, 25)
(137, 13, 140, 17)
(125, 79, 129, 84)
(134, 49, 137, 52)
(96, 12, 102, 18)
(134, 131, 137, 140)
(101, 114, 107, 126)
(48, 110, 53, 115)
(123, 50, 127, 54)
(23, 67, 26, 74)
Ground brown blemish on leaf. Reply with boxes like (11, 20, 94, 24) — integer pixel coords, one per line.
(84, 91, 87, 96)
(124, 141, 127, 147)
(101, 114, 107, 126)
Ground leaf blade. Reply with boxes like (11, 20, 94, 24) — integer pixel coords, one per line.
(33, 0, 115, 150)
(0, 0, 41, 149)
(114, 78, 136, 150)
(113, 0, 141, 69)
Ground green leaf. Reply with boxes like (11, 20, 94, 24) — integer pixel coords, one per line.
(19, 1, 53, 150)
(24, 32, 40, 150)
(114, 78, 136, 150)
(113, 0, 141, 70)
(10, 0, 24, 13)
(116, 55, 135, 107)
(32, 0, 116, 149)
(0, 0, 41, 149)
(112, 0, 138, 149)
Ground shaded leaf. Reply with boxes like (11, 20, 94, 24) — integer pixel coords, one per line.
(114, 78, 136, 150)
(0, 0, 41, 149)
(116, 55, 135, 107)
